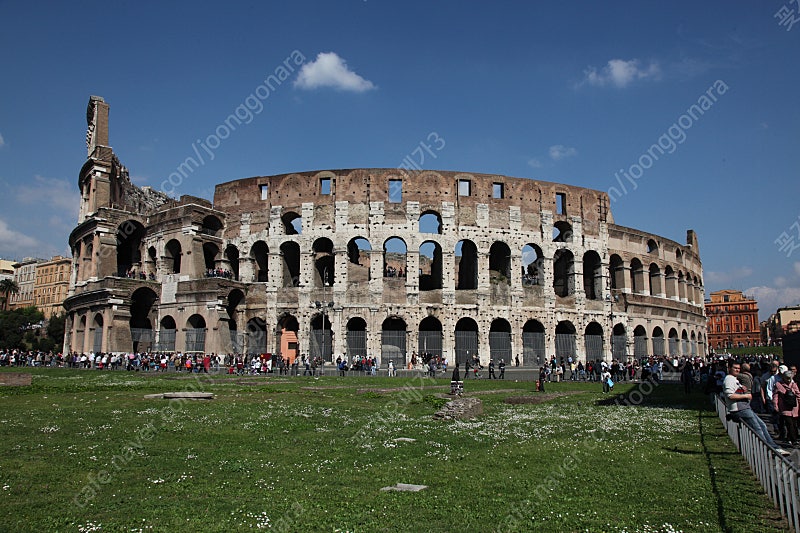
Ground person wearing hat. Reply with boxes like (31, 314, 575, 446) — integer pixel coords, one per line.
(774, 369, 800, 447)
(765, 361, 786, 440)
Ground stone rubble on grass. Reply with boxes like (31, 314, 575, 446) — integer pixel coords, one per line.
(393, 437, 416, 443)
(433, 397, 483, 420)
(143, 392, 214, 400)
(380, 483, 428, 492)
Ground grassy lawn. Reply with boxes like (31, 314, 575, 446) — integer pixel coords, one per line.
(0, 368, 790, 532)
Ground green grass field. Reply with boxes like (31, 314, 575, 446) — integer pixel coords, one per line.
(0, 369, 789, 532)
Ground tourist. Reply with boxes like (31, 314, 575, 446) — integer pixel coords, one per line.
(488, 359, 496, 379)
(773, 370, 800, 447)
(537, 365, 546, 392)
(498, 359, 505, 379)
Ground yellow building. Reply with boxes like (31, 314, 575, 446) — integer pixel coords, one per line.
(10, 258, 40, 310)
(34, 256, 71, 319)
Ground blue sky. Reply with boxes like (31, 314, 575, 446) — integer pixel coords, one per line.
(0, 1, 798, 319)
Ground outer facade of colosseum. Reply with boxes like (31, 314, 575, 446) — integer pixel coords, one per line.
(63, 96, 707, 366)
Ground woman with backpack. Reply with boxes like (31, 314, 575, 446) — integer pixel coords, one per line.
(773, 370, 800, 447)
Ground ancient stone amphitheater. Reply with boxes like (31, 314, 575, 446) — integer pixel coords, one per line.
(64, 96, 707, 366)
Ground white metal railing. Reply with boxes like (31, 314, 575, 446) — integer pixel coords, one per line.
(715, 395, 800, 531)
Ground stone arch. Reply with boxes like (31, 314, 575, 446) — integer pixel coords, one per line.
(521, 244, 543, 286)
(250, 241, 269, 282)
(203, 242, 220, 271)
(612, 323, 627, 360)
(280, 241, 300, 287)
(418, 316, 443, 361)
(677, 270, 687, 301)
(282, 211, 302, 235)
(522, 319, 546, 366)
(201, 215, 223, 237)
(553, 249, 575, 297)
(664, 266, 677, 299)
(225, 244, 240, 281)
(652, 326, 665, 356)
(419, 211, 442, 234)
(583, 250, 602, 300)
(313, 238, 335, 287)
(489, 241, 511, 286)
(649, 263, 662, 296)
(454, 317, 479, 365)
(555, 321, 577, 359)
(347, 237, 372, 283)
(489, 318, 512, 363)
(186, 314, 207, 353)
(633, 325, 648, 357)
(245, 317, 267, 357)
(91, 313, 104, 353)
(130, 287, 158, 353)
(383, 237, 407, 279)
(553, 221, 573, 243)
(629, 258, 644, 294)
(668, 328, 680, 356)
(310, 305, 334, 360)
(147, 246, 157, 278)
(381, 316, 407, 367)
(609, 254, 624, 291)
(164, 239, 182, 274)
(226, 289, 245, 352)
(158, 315, 177, 352)
(276, 313, 299, 363)
(419, 240, 443, 291)
(646, 239, 658, 254)
(681, 329, 690, 356)
(116, 220, 145, 276)
(455, 240, 478, 290)
(584, 321, 604, 360)
(346, 317, 368, 359)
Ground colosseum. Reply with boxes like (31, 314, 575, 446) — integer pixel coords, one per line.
(63, 96, 707, 366)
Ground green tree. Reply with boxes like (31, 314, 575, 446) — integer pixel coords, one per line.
(0, 279, 20, 311)
(0, 307, 44, 350)
(47, 313, 66, 353)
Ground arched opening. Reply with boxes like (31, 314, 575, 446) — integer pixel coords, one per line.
(583, 250, 602, 300)
(678, 271, 686, 301)
(92, 313, 104, 353)
(419, 241, 443, 291)
(455, 240, 478, 290)
(164, 239, 182, 275)
(633, 325, 648, 357)
(383, 238, 407, 279)
(346, 317, 367, 360)
(157, 316, 177, 352)
(282, 212, 302, 235)
(76, 315, 87, 353)
(522, 320, 545, 366)
(203, 242, 220, 272)
(186, 315, 206, 353)
(310, 307, 334, 361)
(649, 263, 662, 296)
(584, 322, 604, 360)
(681, 329, 690, 356)
(418, 316, 443, 362)
(225, 244, 240, 281)
(612, 323, 627, 360)
(201, 215, 223, 237)
(521, 244, 543, 286)
(646, 239, 658, 254)
(552, 221, 573, 243)
(347, 237, 372, 283)
(313, 238, 335, 288)
(116, 220, 145, 277)
(276, 314, 299, 363)
(489, 318, 512, 363)
(419, 211, 442, 234)
(609, 255, 624, 291)
(489, 242, 511, 286)
(652, 326, 665, 356)
(226, 289, 245, 353)
(664, 266, 677, 299)
(130, 287, 158, 353)
(553, 249, 575, 297)
(690, 331, 698, 357)
(668, 328, 679, 356)
(251, 241, 269, 282)
(454, 317, 479, 366)
(630, 258, 644, 294)
(555, 321, 576, 360)
(246, 317, 267, 357)
(147, 247, 157, 279)
(280, 242, 301, 287)
(382, 317, 407, 368)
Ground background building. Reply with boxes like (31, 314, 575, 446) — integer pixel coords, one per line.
(64, 96, 707, 362)
(705, 289, 760, 350)
(765, 306, 800, 346)
(10, 258, 41, 310)
(34, 256, 71, 319)
(0, 259, 14, 281)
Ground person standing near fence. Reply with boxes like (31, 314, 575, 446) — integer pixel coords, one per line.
(773, 370, 800, 447)
(724, 361, 790, 456)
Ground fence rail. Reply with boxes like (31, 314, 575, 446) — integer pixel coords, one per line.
(715, 395, 800, 531)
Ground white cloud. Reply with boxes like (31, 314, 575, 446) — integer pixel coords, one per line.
(0, 133, 5, 148)
(15, 175, 80, 218)
(549, 145, 578, 161)
(705, 266, 754, 285)
(746, 285, 800, 320)
(0, 217, 43, 258)
(582, 59, 661, 88)
(294, 52, 375, 92)
(527, 158, 543, 169)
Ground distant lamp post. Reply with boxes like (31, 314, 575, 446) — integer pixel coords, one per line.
(314, 300, 334, 361)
